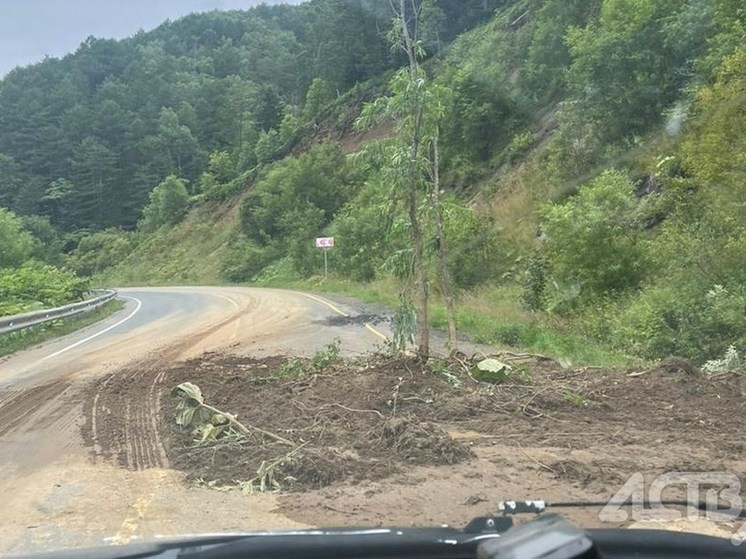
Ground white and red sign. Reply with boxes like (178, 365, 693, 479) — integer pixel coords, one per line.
(315, 237, 334, 248)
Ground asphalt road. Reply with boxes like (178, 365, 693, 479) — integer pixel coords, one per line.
(0, 290, 737, 554)
(0, 287, 390, 388)
(0, 286, 390, 556)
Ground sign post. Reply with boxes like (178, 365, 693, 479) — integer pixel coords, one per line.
(315, 237, 334, 278)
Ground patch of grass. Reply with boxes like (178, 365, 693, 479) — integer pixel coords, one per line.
(273, 340, 343, 379)
(438, 285, 636, 368)
(257, 273, 400, 307)
(97, 199, 242, 287)
(311, 339, 342, 372)
(0, 299, 125, 358)
(275, 358, 305, 379)
(259, 274, 636, 368)
(563, 389, 589, 408)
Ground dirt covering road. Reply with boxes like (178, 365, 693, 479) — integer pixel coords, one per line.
(0, 287, 745, 555)
(110, 353, 745, 530)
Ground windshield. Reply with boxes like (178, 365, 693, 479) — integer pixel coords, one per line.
(0, 0, 744, 555)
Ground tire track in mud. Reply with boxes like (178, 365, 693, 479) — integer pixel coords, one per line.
(0, 380, 75, 438)
(83, 366, 170, 471)
(82, 298, 260, 471)
(1, 293, 263, 472)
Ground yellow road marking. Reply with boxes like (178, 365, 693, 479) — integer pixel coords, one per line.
(298, 292, 389, 342)
(112, 496, 151, 545)
(365, 323, 389, 341)
(111, 470, 168, 545)
(299, 292, 349, 317)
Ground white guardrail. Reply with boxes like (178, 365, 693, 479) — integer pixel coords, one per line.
(0, 289, 117, 336)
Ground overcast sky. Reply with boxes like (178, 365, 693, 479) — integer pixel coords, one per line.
(0, 0, 303, 77)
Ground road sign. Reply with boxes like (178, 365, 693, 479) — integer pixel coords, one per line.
(315, 237, 334, 248)
(315, 237, 334, 278)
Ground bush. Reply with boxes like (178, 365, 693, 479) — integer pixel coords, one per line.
(520, 254, 548, 311)
(441, 201, 502, 290)
(241, 143, 352, 246)
(0, 265, 89, 315)
(329, 183, 393, 282)
(67, 229, 133, 276)
(240, 143, 355, 277)
(611, 283, 746, 364)
(541, 170, 648, 306)
(218, 238, 281, 282)
(0, 207, 34, 268)
(139, 176, 190, 233)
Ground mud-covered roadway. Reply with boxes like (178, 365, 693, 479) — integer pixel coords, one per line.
(0, 287, 744, 555)
(0, 287, 390, 554)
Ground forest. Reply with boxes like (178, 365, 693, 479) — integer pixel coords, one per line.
(1, 0, 745, 369)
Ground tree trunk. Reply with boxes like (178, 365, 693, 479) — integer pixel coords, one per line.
(392, 0, 430, 361)
(408, 161, 429, 359)
(430, 136, 457, 352)
(399, 0, 429, 360)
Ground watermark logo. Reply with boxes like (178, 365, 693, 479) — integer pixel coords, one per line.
(733, 523, 746, 547)
(599, 471, 744, 546)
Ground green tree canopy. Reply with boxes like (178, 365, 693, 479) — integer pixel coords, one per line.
(139, 176, 190, 233)
(0, 206, 34, 269)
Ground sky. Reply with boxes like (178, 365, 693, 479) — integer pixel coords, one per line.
(0, 0, 304, 77)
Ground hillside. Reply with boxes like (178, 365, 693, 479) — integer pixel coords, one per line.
(0, 1, 502, 231)
(2, 0, 746, 368)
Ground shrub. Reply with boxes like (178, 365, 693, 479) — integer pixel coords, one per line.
(441, 201, 502, 290)
(0, 207, 34, 268)
(329, 183, 393, 282)
(541, 170, 648, 305)
(0, 265, 89, 315)
(520, 254, 548, 311)
(67, 229, 133, 276)
(139, 176, 190, 233)
(612, 282, 746, 364)
(218, 238, 281, 282)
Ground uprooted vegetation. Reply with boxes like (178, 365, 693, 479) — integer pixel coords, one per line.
(155, 349, 746, 494)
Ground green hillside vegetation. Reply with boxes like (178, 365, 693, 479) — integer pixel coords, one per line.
(0, 207, 90, 315)
(2, 0, 745, 368)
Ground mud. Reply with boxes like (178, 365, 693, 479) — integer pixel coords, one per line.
(77, 353, 745, 506)
(322, 313, 388, 327)
(1, 344, 743, 548)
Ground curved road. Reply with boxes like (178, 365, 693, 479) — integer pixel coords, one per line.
(0, 287, 389, 555)
(0, 287, 389, 387)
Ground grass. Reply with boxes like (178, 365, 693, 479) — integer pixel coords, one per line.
(91, 212, 635, 368)
(256, 273, 638, 368)
(0, 299, 125, 358)
(97, 198, 242, 287)
(89, 178, 635, 369)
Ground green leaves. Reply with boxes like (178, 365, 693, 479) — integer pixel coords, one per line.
(67, 229, 133, 277)
(170, 381, 294, 447)
(0, 265, 89, 316)
(239, 143, 354, 277)
(171, 382, 242, 446)
(170, 382, 212, 428)
(138, 176, 190, 234)
(540, 170, 648, 305)
(0, 207, 34, 269)
(390, 299, 417, 355)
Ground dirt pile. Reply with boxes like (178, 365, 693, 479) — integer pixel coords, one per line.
(82, 352, 745, 496)
(160, 355, 478, 490)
